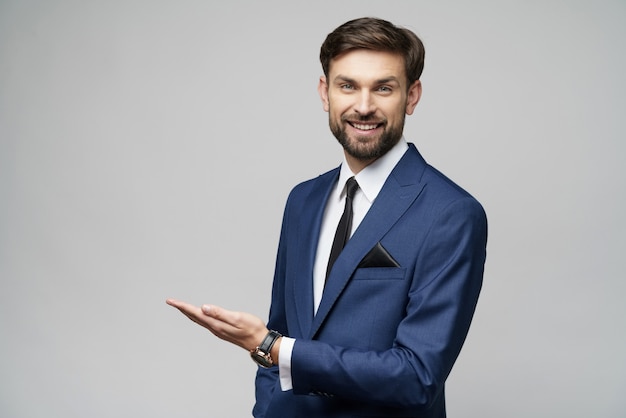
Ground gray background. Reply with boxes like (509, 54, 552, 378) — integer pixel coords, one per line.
(1, 0, 624, 417)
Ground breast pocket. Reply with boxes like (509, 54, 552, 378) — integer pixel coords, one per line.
(352, 267, 406, 281)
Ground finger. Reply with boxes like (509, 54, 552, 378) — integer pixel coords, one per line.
(166, 299, 210, 326)
(166, 298, 195, 310)
(166, 299, 188, 314)
(167, 299, 204, 318)
(200, 305, 240, 335)
(201, 304, 244, 329)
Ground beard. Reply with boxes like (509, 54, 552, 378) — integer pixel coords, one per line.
(329, 113, 405, 161)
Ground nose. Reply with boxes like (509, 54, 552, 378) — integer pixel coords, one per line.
(354, 90, 376, 115)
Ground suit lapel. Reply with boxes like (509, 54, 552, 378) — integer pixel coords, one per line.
(309, 144, 427, 339)
(291, 169, 338, 338)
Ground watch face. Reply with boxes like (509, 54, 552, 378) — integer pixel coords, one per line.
(251, 351, 273, 368)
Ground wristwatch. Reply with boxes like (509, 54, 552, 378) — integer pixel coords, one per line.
(250, 330, 282, 368)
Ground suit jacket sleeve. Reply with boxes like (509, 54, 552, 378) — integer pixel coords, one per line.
(253, 190, 294, 418)
(290, 195, 487, 409)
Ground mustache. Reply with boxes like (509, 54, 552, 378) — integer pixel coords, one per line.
(341, 114, 386, 124)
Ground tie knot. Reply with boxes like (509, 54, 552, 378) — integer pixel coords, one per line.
(345, 177, 359, 200)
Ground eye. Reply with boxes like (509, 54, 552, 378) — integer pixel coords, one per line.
(377, 86, 392, 93)
(340, 83, 355, 90)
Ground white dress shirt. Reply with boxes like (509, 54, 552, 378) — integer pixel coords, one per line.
(278, 138, 409, 391)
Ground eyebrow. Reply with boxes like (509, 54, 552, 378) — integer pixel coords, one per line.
(333, 75, 401, 85)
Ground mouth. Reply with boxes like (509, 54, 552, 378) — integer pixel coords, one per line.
(345, 118, 385, 134)
(349, 122, 381, 131)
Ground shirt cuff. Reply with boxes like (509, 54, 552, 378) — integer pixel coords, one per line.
(278, 336, 295, 391)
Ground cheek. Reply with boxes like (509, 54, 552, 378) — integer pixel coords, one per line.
(328, 94, 353, 112)
(386, 102, 408, 122)
(328, 98, 346, 114)
(327, 105, 347, 122)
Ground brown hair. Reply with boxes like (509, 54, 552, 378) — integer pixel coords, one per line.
(320, 17, 425, 86)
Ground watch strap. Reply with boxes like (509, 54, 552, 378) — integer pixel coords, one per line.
(250, 330, 282, 368)
(257, 330, 281, 354)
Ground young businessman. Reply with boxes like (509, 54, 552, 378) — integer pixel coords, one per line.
(168, 17, 487, 417)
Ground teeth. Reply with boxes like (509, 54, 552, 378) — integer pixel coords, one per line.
(353, 123, 378, 130)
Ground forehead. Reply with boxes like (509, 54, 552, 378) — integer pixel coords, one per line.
(328, 49, 407, 84)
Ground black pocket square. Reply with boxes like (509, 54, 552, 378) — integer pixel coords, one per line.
(358, 242, 400, 268)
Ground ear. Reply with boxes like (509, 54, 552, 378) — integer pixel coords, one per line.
(318, 76, 330, 112)
(405, 80, 422, 115)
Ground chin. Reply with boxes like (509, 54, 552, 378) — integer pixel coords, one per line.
(344, 135, 400, 161)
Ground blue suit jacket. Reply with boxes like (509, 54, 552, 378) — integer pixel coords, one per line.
(254, 144, 487, 417)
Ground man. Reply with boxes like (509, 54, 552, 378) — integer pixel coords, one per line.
(167, 17, 487, 417)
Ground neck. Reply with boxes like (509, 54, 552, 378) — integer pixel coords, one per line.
(344, 152, 376, 174)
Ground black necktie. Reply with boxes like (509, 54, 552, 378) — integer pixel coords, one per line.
(326, 177, 359, 279)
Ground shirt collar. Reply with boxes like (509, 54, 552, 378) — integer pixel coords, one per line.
(337, 137, 409, 203)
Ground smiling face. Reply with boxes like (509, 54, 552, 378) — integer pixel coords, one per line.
(318, 49, 422, 172)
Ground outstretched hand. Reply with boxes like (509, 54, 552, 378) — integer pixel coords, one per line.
(166, 298, 269, 352)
